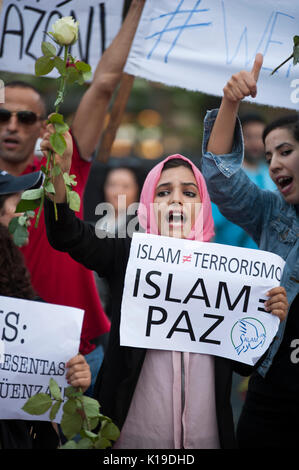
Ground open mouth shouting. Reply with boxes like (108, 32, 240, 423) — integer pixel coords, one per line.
(275, 175, 293, 196)
(167, 209, 186, 226)
(162, 206, 195, 238)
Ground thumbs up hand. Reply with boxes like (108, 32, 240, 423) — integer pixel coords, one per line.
(223, 53, 263, 102)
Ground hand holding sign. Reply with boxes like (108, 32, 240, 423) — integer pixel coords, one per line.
(65, 354, 91, 392)
(264, 286, 288, 321)
(223, 53, 263, 102)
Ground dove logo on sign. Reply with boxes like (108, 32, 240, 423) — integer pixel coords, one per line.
(231, 318, 266, 355)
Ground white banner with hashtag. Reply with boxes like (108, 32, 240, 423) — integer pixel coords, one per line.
(120, 233, 285, 366)
(125, 0, 299, 110)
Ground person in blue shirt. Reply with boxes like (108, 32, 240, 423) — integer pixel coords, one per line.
(211, 112, 276, 424)
(202, 53, 299, 448)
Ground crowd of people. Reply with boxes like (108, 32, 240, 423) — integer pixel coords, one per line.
(0, 0, 298, 450)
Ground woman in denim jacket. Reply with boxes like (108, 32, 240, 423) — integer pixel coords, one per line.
(202, 53, 299, 448)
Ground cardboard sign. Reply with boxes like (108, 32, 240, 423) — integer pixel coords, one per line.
(0, 296, 84, 421)
(120, 233, 285, 366)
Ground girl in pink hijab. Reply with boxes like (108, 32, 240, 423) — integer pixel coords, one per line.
(113, 154, 223, 449)
(138, 154, 215, 242)
(44, 144, 287, 449)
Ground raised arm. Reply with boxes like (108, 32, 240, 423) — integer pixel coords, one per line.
(201, 54, 276, 245)
(207, 53, 263, 155)
(40, 124, 123, 278)
(71, 0, 145, 160)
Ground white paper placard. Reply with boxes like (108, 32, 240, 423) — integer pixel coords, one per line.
(125, 0, 299, 110)
(0, 296, 84, 421)
(0, 0, 124, 77)
(120, 233, 285, 366)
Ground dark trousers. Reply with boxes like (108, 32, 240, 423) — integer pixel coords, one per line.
(237, 388, 299, 448)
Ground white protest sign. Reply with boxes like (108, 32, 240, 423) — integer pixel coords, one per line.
(0, 0, 124, 76)
(120, 233, 285, 366)
(125, 0, 299, 110)
(0, 296, 84, 421)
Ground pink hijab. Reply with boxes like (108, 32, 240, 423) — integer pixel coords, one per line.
(138, 154, 214, 242)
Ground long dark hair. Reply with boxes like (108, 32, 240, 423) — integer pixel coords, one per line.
(0, 223, 35, 299)
(262, 114, 299, 144)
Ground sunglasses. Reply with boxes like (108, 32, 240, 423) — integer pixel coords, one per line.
(0, 108, 43, 125)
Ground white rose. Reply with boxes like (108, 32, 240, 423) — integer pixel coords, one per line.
(51, 16, 79, 46)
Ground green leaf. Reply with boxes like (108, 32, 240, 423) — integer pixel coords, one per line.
(35, 56, 55, 76)
(52, 164, 62, 177)
(69, 176, 77, 186)
(22, 393, 52, 415)
(63, 398, 77, 415)
(63, 173, 77, 187)
(81, 396, 100, 418)
(18, 215, 27, 226)
(12, 224, 29, 247)
(74, 61, 91, 73)
(81, 429, 98, 439)
(26, 210, 36, 218)
(77, 74, 85, 86)
(44, 181, 56, 194)
(60, 440, 78, 449)
(63, 173, 73, 186)
(76, 437, 94, 449)
(8, 217, 19, 234)
(94, 436, 111, 449)
(41, 41, 57, 57)
(54, 56, 66, 75)
(97, 413, 110, 422)
(49, 378, 62, 401)
(60, 409, 83, 440)
(48, 113, 64, 124)
(293, 44, 299, 65)
(293, 35, 299, 46)
(21, 188, 44, 200)
(16, 198, 40, 213)
(64, 386, 81, 399)
(89, 416, 100, 431)
(68, 190, 81, 212)
(54, 121, 69, 134)
(49, 400, 62, 421)
(101, 421, 120, 441)
(50, 132, 67, 156)
(66, 66, 80, 84)
(82, 70, 93, 82)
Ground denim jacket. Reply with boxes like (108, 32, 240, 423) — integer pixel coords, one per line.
(202, 109, 299, 377)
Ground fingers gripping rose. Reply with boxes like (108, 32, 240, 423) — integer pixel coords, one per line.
(51, 17, 79, 46)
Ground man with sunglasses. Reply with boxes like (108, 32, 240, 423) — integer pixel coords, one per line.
(0, 85, 46, 176)
(0, 1, 145, 386)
